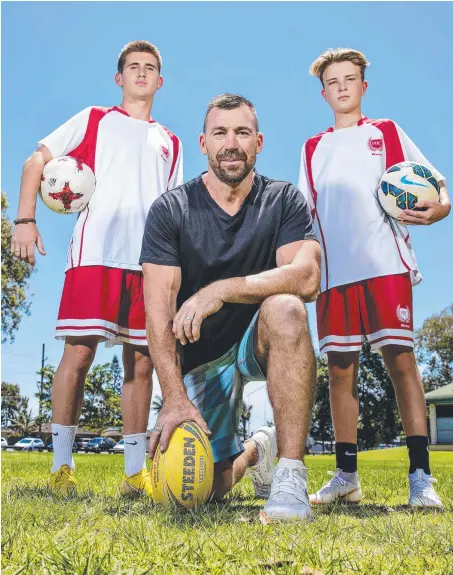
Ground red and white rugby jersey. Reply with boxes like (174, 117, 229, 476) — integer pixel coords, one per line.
(298, 118, 446, 293)
(39, 106, 183, 272)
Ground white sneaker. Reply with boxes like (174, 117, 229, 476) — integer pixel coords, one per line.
(245, 426, 277, 499)
(409, 469, 443, 508)
(261, 459, 312, 522)
(310, 469, 362, 504)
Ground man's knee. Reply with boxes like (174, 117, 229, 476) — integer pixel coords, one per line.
(259, 294, 308, 340)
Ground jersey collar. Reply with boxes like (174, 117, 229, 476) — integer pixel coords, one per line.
(328, 116, 368, 132)
(112, 105, 156, 124)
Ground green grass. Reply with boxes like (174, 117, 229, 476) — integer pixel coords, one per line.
(2, 448, 452, 575)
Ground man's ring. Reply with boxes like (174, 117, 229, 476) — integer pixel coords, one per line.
(153, 425, 163, 433)
(185, 316, 194, 321)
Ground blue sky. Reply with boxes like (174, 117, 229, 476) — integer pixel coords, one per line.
(2, 2, 453, 432)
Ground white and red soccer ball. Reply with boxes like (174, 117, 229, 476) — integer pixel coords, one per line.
(40, 156, 95, 214)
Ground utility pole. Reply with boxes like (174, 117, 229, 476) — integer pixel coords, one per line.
(39, 343, 45, 435)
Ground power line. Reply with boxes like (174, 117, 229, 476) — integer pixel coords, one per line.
(244, 383, 267, 400)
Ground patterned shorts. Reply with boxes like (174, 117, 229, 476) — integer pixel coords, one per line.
(183, 311, 265, 463)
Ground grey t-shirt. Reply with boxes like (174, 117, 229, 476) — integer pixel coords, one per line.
(140, 172, 318, 374)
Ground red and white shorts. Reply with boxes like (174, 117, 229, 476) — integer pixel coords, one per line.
(317, 273, 414, 355)
(56, 265, 147, 346)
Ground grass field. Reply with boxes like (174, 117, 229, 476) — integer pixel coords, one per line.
(2, 448, 452, 575)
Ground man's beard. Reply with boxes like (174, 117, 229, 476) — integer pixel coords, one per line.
(208, 148, 256, 184)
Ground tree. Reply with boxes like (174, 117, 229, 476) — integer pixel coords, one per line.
(240, 402, 253, 441)
(416, 304, 453, 391)
(80, 363, 121, 432)
(109, 355, 123, 396)
(310, 356, 334, 448)
(1, 192, 34, 343)
(1, 382, 22, 427)
(35, 364, 55, 430)
(11, 407, 38, 436)
(151, 395, 163, 414)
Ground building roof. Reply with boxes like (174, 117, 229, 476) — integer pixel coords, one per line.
(425, 383, 453, 404)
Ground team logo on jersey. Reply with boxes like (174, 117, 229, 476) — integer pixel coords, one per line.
(396, 304, 411, 324)
(161, 146, 169, 162)
(368, 137, 383, 152)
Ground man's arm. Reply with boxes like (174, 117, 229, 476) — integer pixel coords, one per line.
(142, 262, 211, 456)
(11, 144, 52, 265)
(173, 239, 321, 345)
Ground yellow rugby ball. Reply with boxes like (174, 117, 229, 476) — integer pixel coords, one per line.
(151, 421, 214, 509)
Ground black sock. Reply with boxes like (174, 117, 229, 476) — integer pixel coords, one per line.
(335, 442, 358, 473)
(406, 435, 430, 475)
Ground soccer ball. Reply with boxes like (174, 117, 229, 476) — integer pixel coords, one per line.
(377, 161, 440, 220)
(40, 156, 95, 214)
(151, 421, 214, 509)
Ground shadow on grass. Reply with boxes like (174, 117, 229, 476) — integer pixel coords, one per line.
(313, 502, 445, 518)
(102, 494, 264, 526)
(6, 484, 98, 502)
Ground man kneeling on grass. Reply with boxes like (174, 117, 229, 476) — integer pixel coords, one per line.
(140, 94, 321, 521)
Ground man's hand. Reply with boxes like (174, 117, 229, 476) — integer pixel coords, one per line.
(173, 283, 224, 345)
(11, 223, 46, 266)
(148, 395, 211, 459)
(400, 200, 451, 226)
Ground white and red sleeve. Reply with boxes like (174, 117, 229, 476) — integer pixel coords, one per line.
(168, 139, 183, 190)
(38, 107, 92, 159)
(394, 123, 446, 183)
(162, 128, 183, 190)
(298, 143, 315, 216)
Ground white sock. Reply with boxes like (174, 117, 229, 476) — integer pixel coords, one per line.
(276, 457, 306, 470)
(123, 433, 147, 477)
(51, 423, 76, 473)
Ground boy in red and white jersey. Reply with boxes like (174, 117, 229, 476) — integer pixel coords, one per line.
(299, 48, 450, 507)
(12, 40, 183, 496)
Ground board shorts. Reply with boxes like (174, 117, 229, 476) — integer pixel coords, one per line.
(55, 265, 147, 346)
(183, 310, 265, 463)
(317, 272, 414, 355)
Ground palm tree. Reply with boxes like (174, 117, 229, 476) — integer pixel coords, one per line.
(151, 395, 163, 414)
(11, 409, 38, 436)
(240, 402, 253, 441)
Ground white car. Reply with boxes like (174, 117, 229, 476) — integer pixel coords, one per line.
(1, 437, 8, 450)
(111, 439, 124, 453)
(13, 437, 45, 451)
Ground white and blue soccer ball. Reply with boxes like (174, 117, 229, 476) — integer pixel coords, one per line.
(377, 162, 440, 220)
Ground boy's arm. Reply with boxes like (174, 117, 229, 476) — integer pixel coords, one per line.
(11, 144, 53, 265)
(400, 182, 450, 225)
(12, 107, 92, 265)
(394, 122, 450, 225)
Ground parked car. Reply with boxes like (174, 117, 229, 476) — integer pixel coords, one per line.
(311, 443, 334, 455)
(111, 439, 124, 454)
(1, 437, 8, 450)
(84, 437, 116, 453)
(75, 437, 91, 451)
(13, 438, 45, 451)
(47, 441, 78, 453)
